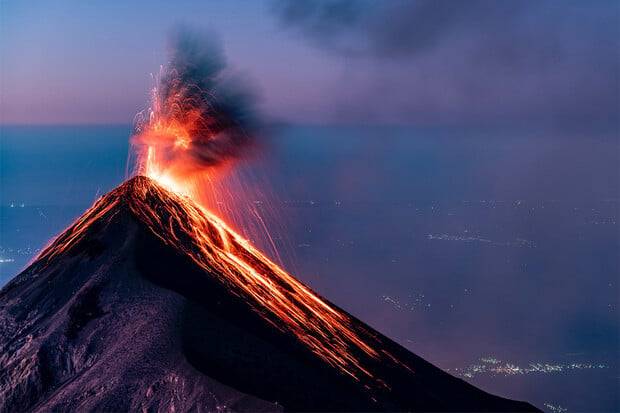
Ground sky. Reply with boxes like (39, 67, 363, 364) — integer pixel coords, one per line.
(1, 0, 618, 128)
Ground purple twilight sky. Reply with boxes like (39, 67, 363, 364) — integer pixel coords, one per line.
(0, 0, 618, 128)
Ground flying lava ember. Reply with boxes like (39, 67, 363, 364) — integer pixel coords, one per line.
(40, 29, 414, 395)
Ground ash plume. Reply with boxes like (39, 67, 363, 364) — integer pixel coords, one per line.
(130, 27, 258, 177)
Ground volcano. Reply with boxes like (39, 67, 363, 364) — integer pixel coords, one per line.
(0, 176, 538, 412)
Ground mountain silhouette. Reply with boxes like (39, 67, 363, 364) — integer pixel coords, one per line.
(0, 176, 538, 412)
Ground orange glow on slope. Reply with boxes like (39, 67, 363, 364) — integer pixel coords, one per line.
(37, 177, 413, 392)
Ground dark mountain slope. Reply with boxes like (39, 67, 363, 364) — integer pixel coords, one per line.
(0, 176, 539, 412)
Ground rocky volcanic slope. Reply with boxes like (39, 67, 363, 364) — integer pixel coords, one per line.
(0, 176, 539, 412)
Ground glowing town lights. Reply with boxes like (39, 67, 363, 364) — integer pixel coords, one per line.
(446, 357, 609, 379)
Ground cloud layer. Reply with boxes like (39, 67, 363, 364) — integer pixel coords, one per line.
(272, 0, 619, 127)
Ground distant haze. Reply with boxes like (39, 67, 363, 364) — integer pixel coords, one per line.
(0, 125, 617, 206)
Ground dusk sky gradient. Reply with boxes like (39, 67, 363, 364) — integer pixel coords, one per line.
(1, 0, 618, 128)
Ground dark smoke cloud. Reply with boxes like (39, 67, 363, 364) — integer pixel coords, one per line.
(272, 0, 362, 55)
(271, 0, 619, 128)
(272, 0, 528, 59)
(133, 27, 258, 172)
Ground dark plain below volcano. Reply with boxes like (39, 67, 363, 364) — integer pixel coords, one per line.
(0, 176, 539, 412)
